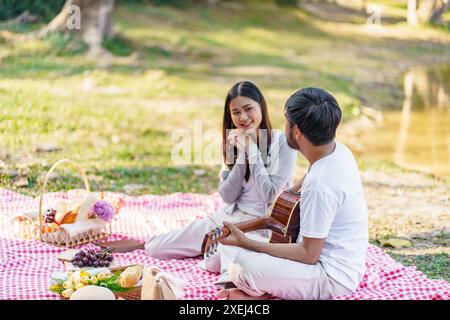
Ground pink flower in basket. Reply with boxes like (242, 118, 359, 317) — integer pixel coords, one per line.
(91, 200, 115, 222)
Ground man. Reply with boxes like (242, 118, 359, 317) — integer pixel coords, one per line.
(216, 87, 368, 300)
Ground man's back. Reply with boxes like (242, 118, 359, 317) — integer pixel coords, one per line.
(298, 141, 369, 291)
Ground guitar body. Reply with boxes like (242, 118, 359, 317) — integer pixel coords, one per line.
(201, 189, 301, 256)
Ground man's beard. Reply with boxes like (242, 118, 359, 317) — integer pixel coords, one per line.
(286, 130, 300, 151)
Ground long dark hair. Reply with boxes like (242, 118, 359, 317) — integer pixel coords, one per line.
(222, 81, 272, 180)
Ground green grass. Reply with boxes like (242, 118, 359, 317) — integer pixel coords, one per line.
(388, 252, 449, 282)
(0, 1, 449, 282)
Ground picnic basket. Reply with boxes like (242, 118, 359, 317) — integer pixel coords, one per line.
(16, 159, 112, 247)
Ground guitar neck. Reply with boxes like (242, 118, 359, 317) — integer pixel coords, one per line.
(221, 216, 284, 237)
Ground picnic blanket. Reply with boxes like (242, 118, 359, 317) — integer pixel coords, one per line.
(0, 188, 449, 300)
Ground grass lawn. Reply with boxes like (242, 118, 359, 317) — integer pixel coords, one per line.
(0, 1, 449, 282)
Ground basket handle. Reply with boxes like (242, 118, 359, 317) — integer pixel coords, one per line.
(38, 159, 90, 237)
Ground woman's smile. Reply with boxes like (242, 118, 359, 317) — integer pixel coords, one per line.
(240, 121, 253, 130)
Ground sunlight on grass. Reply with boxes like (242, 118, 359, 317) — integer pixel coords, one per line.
(1, 0, 449, 197)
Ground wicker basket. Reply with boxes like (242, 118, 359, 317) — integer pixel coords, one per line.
(17, 159, 112, 247)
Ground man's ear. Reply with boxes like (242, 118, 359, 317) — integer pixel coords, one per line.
(294, 125, 302, 141)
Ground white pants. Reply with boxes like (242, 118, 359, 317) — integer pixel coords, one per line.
(145, 207, 259, 260)
(145, 208, 352, 300)
(226, 248, 353, 300)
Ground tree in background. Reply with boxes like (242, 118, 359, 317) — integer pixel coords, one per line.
(36, 0, 115, 57)
(407, 0, 449, 25)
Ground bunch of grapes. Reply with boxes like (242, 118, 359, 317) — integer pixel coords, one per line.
(71, 248, 113, 268)
(44, 208, 57, 223)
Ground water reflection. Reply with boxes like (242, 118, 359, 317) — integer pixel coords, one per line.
(344, 64, 450, 177)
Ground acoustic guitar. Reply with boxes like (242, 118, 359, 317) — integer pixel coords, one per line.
(201, 189, 301, 257)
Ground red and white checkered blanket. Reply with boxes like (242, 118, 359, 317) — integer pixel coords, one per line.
(0, 188, 448, 300)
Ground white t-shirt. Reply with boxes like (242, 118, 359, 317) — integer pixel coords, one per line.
(296, 141, 368, 291)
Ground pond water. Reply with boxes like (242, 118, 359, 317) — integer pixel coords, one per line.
(346, 64, 450, 177)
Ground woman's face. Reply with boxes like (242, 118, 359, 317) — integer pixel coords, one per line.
(229, 95, 263, 133)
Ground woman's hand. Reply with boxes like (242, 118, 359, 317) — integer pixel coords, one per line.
(228, 129, 256, 154)
(219, 221, 249, 248)
(227, 129, 245, 153)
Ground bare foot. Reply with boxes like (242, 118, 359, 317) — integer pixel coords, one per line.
(216, 288, 270, 300)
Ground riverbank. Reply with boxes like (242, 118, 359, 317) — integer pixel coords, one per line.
(362, 169, 449, 281)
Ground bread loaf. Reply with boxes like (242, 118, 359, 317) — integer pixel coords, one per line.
(118, 266, 143, 288)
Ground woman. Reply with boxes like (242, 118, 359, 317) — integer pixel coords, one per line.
(145, 81, 297, 272)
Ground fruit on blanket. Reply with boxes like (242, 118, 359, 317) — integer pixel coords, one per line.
(41, 222, 59, 233)
(80, 270, 90, 278)
(44, 208, 57, 223)
(54, 210, 77, 225)
(63, 281, 73, 289)
(71, 248, 113, 268)
(54, 210, 70, 225)
(60, 211, 77, 224)
(89, 276, 98, 285)
(81, 276, 91, 285)
(62, 288, 74, 298)
(96, 271, 113, 281)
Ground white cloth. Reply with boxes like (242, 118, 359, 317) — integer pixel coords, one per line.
(225, 248, 352, 300)
(235, 171, 261, 217)
(60, 219, 106, 237)
(297, 141, 368, 291)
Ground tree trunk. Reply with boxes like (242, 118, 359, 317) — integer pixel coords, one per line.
(428, 0, 450, 21)
(409, 0, 449, 25)
(36, 0, 115, 57)
(407, 0, 418, 26)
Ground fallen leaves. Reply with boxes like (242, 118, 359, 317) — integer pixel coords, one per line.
(381, 237, 413, 249)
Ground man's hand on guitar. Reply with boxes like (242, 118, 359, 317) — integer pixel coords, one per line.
(219, 221, 249, 248)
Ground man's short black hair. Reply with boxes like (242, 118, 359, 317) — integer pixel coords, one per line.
(285, 87, 341, 146)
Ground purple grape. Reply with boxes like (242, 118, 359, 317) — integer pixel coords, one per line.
(93, 261, 99, 267)
(104, 261, 110, 267)
(82, 257, 88, 264)
(106, 255, 113, 262)
(99, 260, 105, 267)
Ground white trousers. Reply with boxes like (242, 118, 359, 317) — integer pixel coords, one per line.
(145, 207, 258, 260)
(227, 248, 353, 300)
